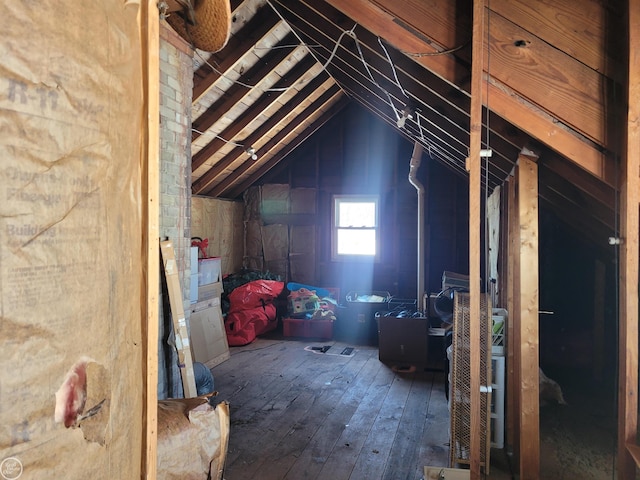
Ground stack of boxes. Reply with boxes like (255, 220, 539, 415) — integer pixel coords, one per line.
(189, 246, 229, 368)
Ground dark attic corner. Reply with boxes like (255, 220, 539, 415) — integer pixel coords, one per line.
(2, 0, 639, 480)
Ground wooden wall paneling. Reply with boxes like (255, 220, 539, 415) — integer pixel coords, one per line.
(467, 0, 485, 477)
(515, 154, 540, 479)
(491, 0, 624, 84)
(142, 0, 160, 476)
(486, 13, 606, 147)
(619, 0, 640, 476)
(485, 79, 612, 186)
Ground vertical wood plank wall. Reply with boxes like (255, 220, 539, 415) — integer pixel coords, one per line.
(619, 0, 640, 476)
(143, 0, 160, 477)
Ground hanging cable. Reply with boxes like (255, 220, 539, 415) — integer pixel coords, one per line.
(265, 0, 356, 93)
(402, 40, 470, 57)
(347, 26, 400, 121)
(378, 37, 409, 98)
(416, 111, 426, 141)
(192, 130, 259, 160)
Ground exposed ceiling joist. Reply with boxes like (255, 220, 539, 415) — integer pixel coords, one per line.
(182, 0, 623, 247)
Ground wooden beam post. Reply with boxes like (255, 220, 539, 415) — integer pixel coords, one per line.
(515, 154, 540, 479)
(467, 0, 485, 477)
(142, 1, 160, 477)
(619, 0, 640, 476)
(505, 174, 518, 459)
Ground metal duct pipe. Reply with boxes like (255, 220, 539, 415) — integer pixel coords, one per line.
(408, 141, 425, 311)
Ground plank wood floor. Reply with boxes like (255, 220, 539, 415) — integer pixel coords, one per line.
(210, 336, 452, 480)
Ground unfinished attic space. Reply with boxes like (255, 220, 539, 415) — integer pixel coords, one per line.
(1, 0, 639, 480)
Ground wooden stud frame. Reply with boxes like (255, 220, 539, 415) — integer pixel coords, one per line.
(505, 174, 517, 458)
(466, 0, 485, 477)
(142, 1, 160, 477)
(515, 154, 540, 479)
(619, 0, 640, 477)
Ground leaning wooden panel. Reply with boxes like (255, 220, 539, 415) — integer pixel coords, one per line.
(0, 1, 145, 477)
(160, 240, 198, 398)
(619, 0, 640, 476)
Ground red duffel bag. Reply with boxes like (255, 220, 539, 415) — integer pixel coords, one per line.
(224, 280, 284, 346)
(225, 303, 277, 346)
(227, 279, 284, 312)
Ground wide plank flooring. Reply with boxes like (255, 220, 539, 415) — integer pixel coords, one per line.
(210, 334, 620, 480)
(211, 337, 452, 480)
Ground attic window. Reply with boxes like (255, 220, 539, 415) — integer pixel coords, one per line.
(331, 195, 379, 261)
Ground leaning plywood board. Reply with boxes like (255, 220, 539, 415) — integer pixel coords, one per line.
(161, 240, 198, 398)
(190, 296, 230, 369)
(0, 1, 145, 477)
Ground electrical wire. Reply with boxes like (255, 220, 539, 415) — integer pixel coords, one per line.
(378, 37, 409, 98)
(416, 111, 426, 141)
(192, 129, 244, 147)
(265, 0, 356, 93)
(348, 26, 400, 121)
(254, 43, 322, 50)
(402, 40, 470, 57)
(191, 131, 258, 160)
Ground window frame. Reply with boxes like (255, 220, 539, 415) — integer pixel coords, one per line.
(330, 194, 380, 262)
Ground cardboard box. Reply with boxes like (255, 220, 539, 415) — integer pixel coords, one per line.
(198, 257, 221, 285)
(283, 317, 333, 339)
(198, 281, 223, 302)
(190, 297, 229, 369)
